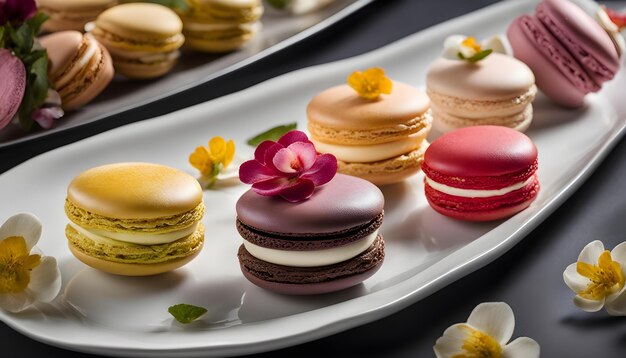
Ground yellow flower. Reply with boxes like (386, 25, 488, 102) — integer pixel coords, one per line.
(0, 213, 61, 313)
(347, 67, 392, 100)
(564, 240, 626, 315)
(189, 136, 235, 187)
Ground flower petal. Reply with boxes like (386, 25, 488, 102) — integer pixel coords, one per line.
(573, 295, 605, 312)
(239, 160, 280, 184)
(605, 288, 626, 316)
(301, 153, 337, 186)
(273, 148, 299, 174)
(279, 179, 315, 203)
(251, 177, 292, 196)
(433, 323, 472, 358)
(503, 337, 540, 358)
(28, 256, 62, 303)
(610, 242, 626, 265)
(0, 291, 35, 313)
(578, 240, 605, 265)
(467, 302, 514, 346)
(264, 142, 286, 172)
(254, 140, 276, 163)
(288, 142, 317, 171)
(277, 130, 311, 147)
(563, 262, 590, 293)
(0, 213, 42, 250)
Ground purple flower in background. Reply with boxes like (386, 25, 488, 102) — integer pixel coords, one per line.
(32, 90, 64, 129)
(0, 0, 36, 26)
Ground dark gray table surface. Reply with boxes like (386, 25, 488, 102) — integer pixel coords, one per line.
(1, 0, 625, 357)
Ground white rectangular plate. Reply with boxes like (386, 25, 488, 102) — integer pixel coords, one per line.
(1, 0, 625, 357)
(0, 0, 372, 147)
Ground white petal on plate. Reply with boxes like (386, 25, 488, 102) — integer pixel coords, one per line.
(573, 295, 604, 312)
(433, 323, 472, 358)
(0, 291, 35, 313)
(610, 241, 626, 265)
(578, 240, 605, 265)
(467, 302, 514, 346)
(503, 337, 540, 358)
(481, 35, 513, 55)
(28, 256, 62, 303)
(605, 287, 626, 316)
(0, 213, 42, 250)
(563, 262, 590, 293)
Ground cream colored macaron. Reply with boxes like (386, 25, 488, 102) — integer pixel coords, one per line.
(307, 80, 432, 186)
(64, 162, 205, 276)
(427, 52, 536, 133)
(91, 3, 184, 79)
(37, 0, 118, 33)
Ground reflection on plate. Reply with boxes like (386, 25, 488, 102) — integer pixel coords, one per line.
(0, 0, 625, 357)
(0, 0, 373, 147)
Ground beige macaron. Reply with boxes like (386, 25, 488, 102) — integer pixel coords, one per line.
(37, 0, 117, 33)
(307, 81, 432, 186)
(427, 53, 536, 133)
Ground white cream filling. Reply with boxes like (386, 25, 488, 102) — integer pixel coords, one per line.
(425, 176, 534, 198)
(57, 35, 99, 88)
(244, 229, 379, 267)
(68, 221, 198, 245)
(312, 132, 425, 163)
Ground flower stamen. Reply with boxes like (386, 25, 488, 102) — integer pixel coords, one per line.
(577, 250, 625, 300)
(451, 324, 502, 358)
(0, 236, 41, 294)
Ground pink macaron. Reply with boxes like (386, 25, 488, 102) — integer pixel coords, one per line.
(422, 126, 540, 222)
(507, 0, 620, 108)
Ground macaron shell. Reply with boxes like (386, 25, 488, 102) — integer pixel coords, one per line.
(307, 82, 430, 131)
(431, 103, 534, 134)
(95, 3, 183, 40)
(337, 141, 428, 186)
(40, 31, 84, 80)
(62, 42, 114, 110)
(426, 53, 535, 101)
(67, 162, 203, 219)
(540, 0, 619, 81)
(69, 243, 202, 276)
(423, 126, 537, 178)
(508, 16, 589, 108)
(112, 56, 178, 79)
(182, 22, 260, 53)
(38, 0, 117, 32)
(425, 176, 540, 221)
(236, 174, 384, 235)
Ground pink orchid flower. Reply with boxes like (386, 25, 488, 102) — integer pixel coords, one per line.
(239, 130, 337, 202)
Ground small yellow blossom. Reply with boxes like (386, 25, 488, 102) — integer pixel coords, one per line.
(461, 37, 482, 53)
(0, 236, 41, 294)
(453, 324, 503, 358)
(189, 136, 235, 187)
(347, 67, 392, 100)
(577, 250, 625, 300)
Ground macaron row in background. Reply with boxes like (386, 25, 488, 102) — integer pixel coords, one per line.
(0, 0, 336, 133)
(58, 0, 624, 296)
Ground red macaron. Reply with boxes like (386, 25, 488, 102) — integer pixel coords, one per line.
(422, 126, 540, 221)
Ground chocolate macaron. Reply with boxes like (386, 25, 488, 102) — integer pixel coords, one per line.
(236, 174, 385, 295)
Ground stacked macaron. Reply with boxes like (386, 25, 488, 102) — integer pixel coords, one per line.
(65, 163, 205, 276)
(508, 0, 620, 108)
(308, 69, 432, 185)
(180, 0, 263, 53)
(91, 3, 184, 79)
(39, 31, 114, 110)
(423, 126, 540, 221)
(37, 0, 117, 33)
(236, 131, 385, 294)
(427, 52, 537, 133)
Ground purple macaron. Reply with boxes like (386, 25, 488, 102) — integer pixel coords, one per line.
(507, 0, 620, 108)
(236, 174, 385, 295)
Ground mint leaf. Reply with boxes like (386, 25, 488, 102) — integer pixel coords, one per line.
(168, 304, 207, 324)
(266, 0, 290, 9)
(10, 23, 33, 54)
(247, 122, 297, 147)
(138, 0, 189, 11)
(26, 13, 48, 34)
(466, 49, 492, 63)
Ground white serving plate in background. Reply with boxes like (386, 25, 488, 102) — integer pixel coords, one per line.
(0, 0, 373, 147)
(1, 0, 625, 356)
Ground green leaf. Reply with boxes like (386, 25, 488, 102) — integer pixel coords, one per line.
(266, 0, 290, 9)
(137, 0, 190, 11)
(0, 27, 5, 48)
(466, 49, 493, 63)
(26, 13, 49, 35)
(10, 23, 33, 54)
(168, 304, 207, 324)
(30, 54, 50, 106)
(247, 122, 297, 147)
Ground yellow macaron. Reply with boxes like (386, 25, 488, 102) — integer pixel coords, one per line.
(64, 162, 205, 276)
(37, 0, 118, 33)
(307, 76, 432, 186)
(91, 3, 184, 79)
(180, 0, 263, 53)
